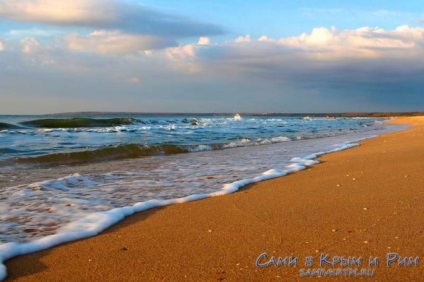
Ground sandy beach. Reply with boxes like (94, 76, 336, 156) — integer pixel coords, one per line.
(5, 117, 424, 281)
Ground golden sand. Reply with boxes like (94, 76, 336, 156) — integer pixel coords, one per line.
(5, 117, 424, 281)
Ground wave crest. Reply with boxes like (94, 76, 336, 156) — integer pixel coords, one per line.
(15, 144, 189, 165)
(0, 122, 22, 130)
(20, 118, 139, 128)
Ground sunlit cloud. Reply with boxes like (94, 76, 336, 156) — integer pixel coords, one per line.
(235, 35, 251, 43)
(227, 25, 424, 61)
(17, 37, 57, 67)
(198, 36, 211, 46)
(166, 44, 197, 61)
(272, 25, 423, 59)
(0, 38, 5, 51)
(0, 0, 224, 39)
(0, 0, 117, 25)
(20, 37, 40, 54)
(64, 30, 177, 54)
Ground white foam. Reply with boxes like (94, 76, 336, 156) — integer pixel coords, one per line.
(258, 136, 290, 145)
(27, 173, 100, 191)
(290, 157, 319, 166)
(223, 138, 251, 148)
(188, 145, 213, 152)
(223, 136, 290, 149)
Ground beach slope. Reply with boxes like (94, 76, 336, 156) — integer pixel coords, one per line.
(6, 117, 424, 281)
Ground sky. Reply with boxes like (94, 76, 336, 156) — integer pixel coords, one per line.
(0, 0, 423, 114)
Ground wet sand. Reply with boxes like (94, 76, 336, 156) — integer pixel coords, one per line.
(5, 117, 424, 281)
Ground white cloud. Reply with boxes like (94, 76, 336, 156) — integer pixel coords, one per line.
(0, 38, 5, 51)
(166, 44, 197, 61)
(21, 37, 41, 54)
(258, 35, 270, 42)
(18, 37, 56, 66)
(198, 36, 210, 45)
(0, 0, 117, 25)
(64, 30, 176, 54)
(235, 35, 251, 43)
(271, 25, 424, 59)
(164, 44, 203, 73)
(393, 25, 424, 43)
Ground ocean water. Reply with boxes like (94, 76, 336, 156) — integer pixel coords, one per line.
(0, 113, 403, 279)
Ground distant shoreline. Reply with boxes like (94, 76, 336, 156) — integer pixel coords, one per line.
(2, 111, 424, 118)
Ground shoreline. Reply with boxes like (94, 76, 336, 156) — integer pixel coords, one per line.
(4, 117, 424, 281)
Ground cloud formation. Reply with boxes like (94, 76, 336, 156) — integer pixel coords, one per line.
(0, 38, 5, 51)
(1, 23, 424, 113)
(277, 25, 424, 57)
(64, 30, 176, 54)
(178, 25, 424, 73)
(197, 37, 211, 46)
(20, 37, 40, 54)
(0, 0, 224, 38)
(222, 25, 424, 63)
(0, 0, 116, 25)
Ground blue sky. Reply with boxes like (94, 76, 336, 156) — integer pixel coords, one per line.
(141, 0, 422, 37)
(0, 0, 423, 114)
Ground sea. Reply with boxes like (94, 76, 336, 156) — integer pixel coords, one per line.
(0, 113, 405, 278)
